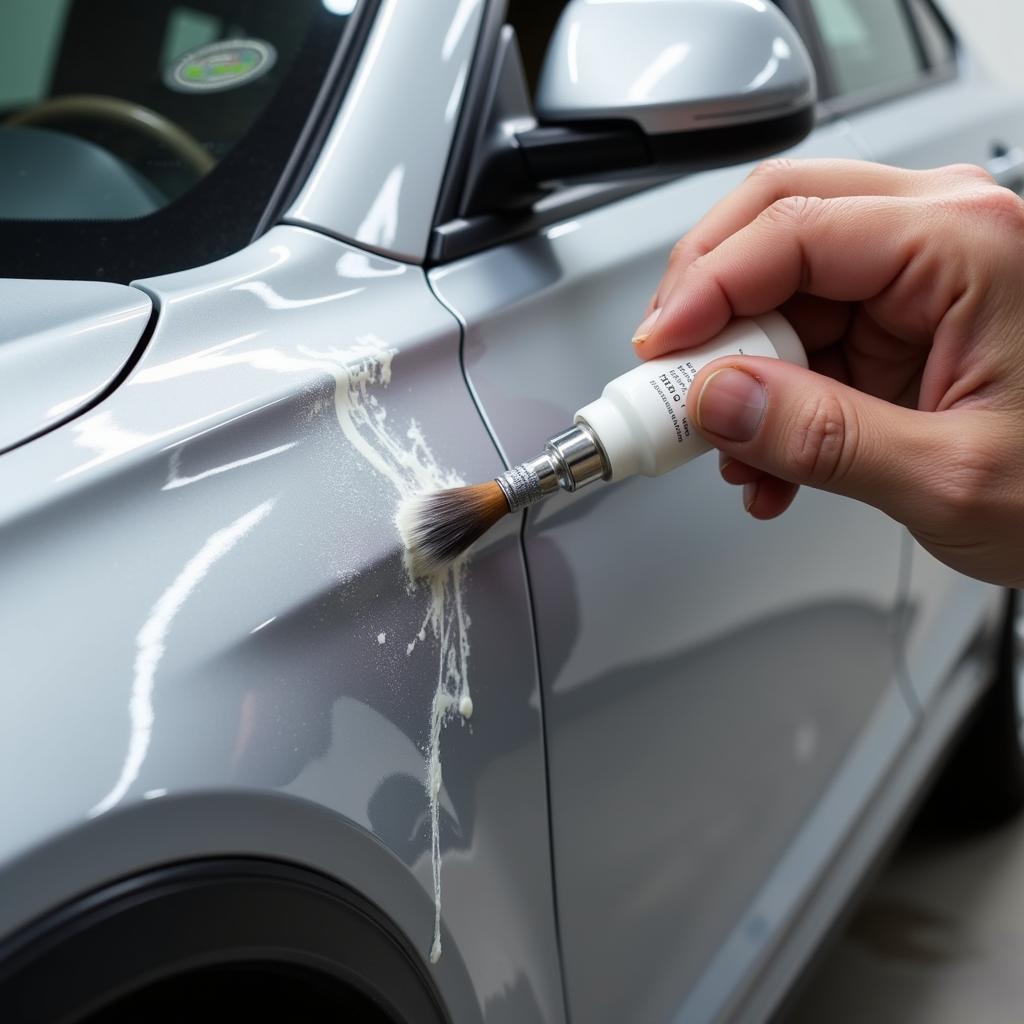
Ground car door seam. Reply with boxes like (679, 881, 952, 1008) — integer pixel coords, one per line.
(424, 267, 574, 1024)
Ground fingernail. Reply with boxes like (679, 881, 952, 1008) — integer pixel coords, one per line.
(695, 367, 766, 442)
(743, 480, 758, 513)
(631, 307, 661, 345)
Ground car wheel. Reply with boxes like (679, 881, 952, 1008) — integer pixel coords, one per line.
(921, 589, 1024, 832)
(0, 859, 448, 1024)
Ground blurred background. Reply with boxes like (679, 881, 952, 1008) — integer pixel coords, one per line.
(943, 1, 1024, 88)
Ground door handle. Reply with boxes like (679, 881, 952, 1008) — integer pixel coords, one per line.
(986, 145, 1024, 190)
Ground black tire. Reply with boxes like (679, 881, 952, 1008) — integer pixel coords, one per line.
(0, 859, 449, 1024)
(920, 589, 1024, 832)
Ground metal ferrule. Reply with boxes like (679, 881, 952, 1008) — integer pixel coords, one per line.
(495, 423, 609, 513)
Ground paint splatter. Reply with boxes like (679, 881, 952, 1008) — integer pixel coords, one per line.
(305, 338, 472, 964)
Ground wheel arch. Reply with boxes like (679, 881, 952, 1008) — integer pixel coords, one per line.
(0, 791, 479, 1022)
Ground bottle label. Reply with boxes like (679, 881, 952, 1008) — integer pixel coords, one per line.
(647, 359, 702, 445)
(615, 324, 778, 475)
(579, 317, 792, 479)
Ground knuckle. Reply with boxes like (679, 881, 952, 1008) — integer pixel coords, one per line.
(747, 157, 796, 184)
(942, 185, 1024, 233)
(669, 234, 712, 269)
(784, 391, 857, 488)
(939, 162, 995, 187)
(981, 186, 1024, 231)
(688, 248, 715, 276)
(669, 237, 689, 263)
(928, 439, 1003, 530)
(764, 194, 826, 229)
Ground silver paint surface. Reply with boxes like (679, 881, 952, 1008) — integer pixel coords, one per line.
(0, 278, 151, 453)
(0, 226, 564, 1024)
(537, 0, 815, 133)
(430, 120, 913, 1024)
(286, 0, 485, 263)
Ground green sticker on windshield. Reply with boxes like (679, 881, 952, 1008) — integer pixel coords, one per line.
(166, 38, 276, 93)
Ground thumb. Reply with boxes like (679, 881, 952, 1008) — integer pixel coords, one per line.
(689, 356, 947, 525)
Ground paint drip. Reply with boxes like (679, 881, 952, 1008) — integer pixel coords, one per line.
(306, 337, 472, 964)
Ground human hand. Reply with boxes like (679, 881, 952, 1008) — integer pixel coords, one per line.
(632, 159, 1024, 586)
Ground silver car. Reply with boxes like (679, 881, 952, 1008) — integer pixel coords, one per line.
(1, 0, 1022, 1021)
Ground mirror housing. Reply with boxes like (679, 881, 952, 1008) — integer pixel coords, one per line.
(460, 0, 817, 216)
(537, 0, 815, 136)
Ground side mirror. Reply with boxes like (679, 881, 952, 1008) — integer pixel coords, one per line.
(460, 0, 816, 216)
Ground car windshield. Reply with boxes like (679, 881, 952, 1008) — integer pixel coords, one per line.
(0, 0, 355, 221)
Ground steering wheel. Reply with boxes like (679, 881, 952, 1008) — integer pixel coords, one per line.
(6, 93, 215, 177)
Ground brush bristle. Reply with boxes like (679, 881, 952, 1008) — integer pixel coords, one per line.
(397, 480, 510, 577)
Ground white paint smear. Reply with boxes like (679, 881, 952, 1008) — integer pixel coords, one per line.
(306, 337, 473, 964)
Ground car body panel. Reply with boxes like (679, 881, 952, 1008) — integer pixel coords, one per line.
(727, 645, 994, 1023)
(286, 0, 486, 264)
(430, 118, 914, 1024)
(0, 279, 151, 454)
(0, 225, 564, 1023)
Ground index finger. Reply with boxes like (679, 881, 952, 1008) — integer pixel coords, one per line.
(663, 159, 934, 280)
(637, 194, 943, 359)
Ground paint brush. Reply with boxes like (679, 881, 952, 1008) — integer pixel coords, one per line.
(397, 314, 805, 576)
(397, 481, 513, 577)
(397, 421, 606, 576)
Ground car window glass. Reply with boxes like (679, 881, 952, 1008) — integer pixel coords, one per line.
(506, 0, 570, 96)
(809, 0, 924, 97)
(0, 0, 351, 222)
(906, 0, 954, 68)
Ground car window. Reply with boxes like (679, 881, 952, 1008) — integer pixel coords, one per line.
(808, 0, 924, 97)
(0, 0, 361, 283)
(0, 0, 354, 220)
(905, 0, 955, 69)
(506, 0, 569, 95)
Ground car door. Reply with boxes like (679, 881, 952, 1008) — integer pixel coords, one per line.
(429, 8, 915, 1023)
(798, 0, 1024, 706)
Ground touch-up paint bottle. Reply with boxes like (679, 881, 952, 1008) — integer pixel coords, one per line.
(495, 312, 806, 510)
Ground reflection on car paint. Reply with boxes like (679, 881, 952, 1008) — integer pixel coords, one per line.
(90, 499, 277, 817)
(335, 249, 406, 278)
(231, 281, 364, 309)
(162, 442, 297, 490)
(356, 165, 406, 250)
(441, 0, 481, 62)
(445, 64, 469, 123)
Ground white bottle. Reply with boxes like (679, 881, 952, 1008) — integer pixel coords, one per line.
(494, 313, 806, 511)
